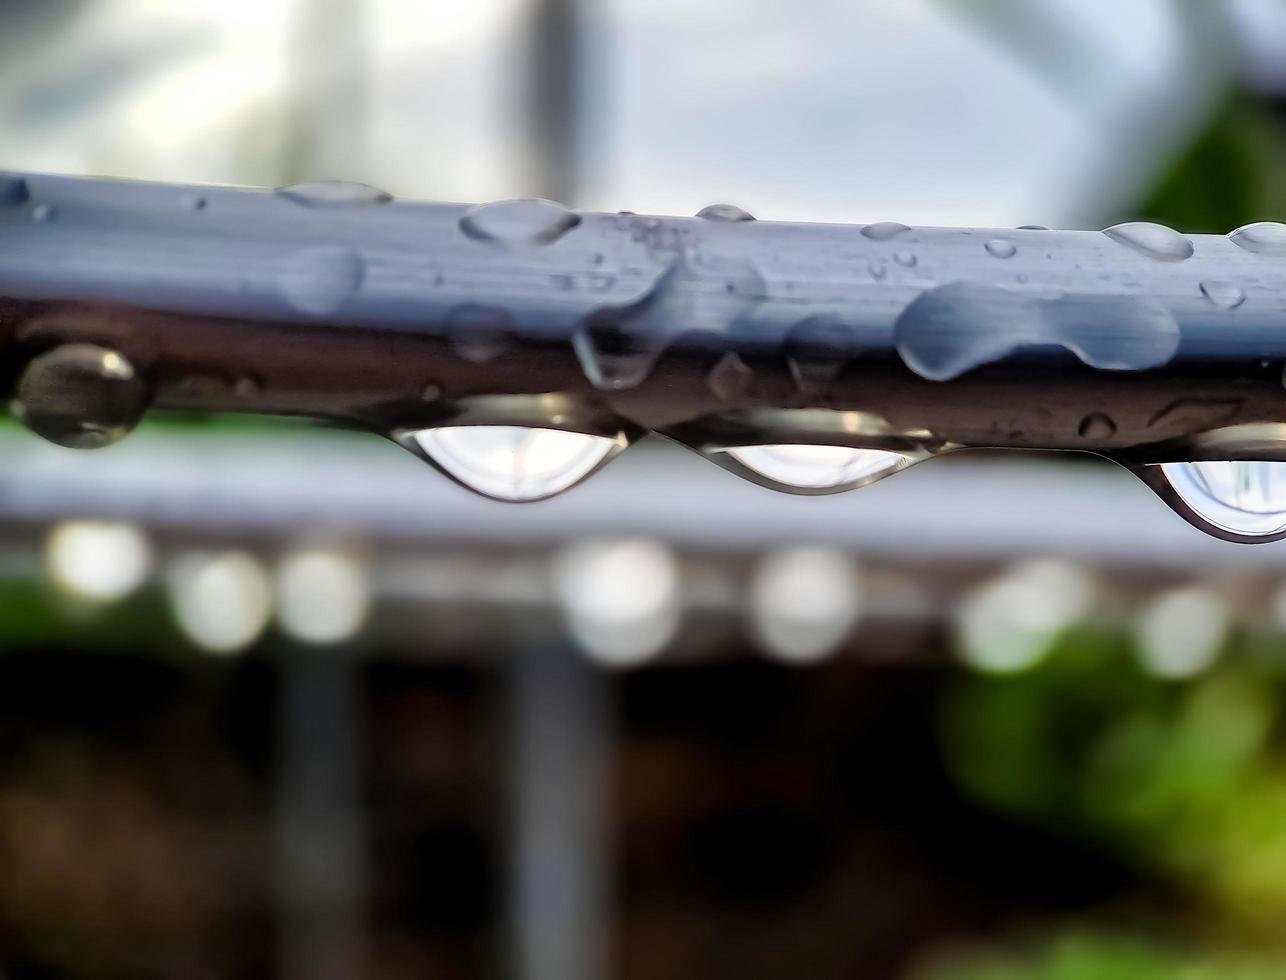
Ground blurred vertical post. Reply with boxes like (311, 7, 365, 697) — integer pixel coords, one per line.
(285, 0, 371, 181)
(272, 643, 369, 980)
(527, 0, 580, 204)
(508, 2, 612, 977)
(509, 643, 611, 980)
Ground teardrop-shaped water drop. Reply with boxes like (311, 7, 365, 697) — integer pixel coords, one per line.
(862, 221, 909, 241)
(721, 443, 917, 493)
(1200, 280, 1245, 310)
(408, 425, 621, 501)
(1158, 461, 1286, 538)
(278, 180, 392, 208)
(1229, 222, 1286, 256)
(985, 239, 1016, 259)
(459, 199, 580, 246)
(12, 344, 148, 449)
(1102, 222, 1193, 261)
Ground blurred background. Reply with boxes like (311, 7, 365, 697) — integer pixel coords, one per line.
(5, 1, 1286, 978)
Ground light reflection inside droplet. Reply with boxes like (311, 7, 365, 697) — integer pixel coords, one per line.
(1160, 461, 1286, 537)
(725, 443, 913, 492)
(413, 426, 620, 501)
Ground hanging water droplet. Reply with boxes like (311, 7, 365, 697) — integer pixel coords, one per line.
(1200, 280, 1245, 310)
(1158, 461, 1286, 539)
(459, 198, 580, 246)
(707, 352, 753, 401)
(985, 239, 1016, 259)
(1229, 222, 1286, 256)
(861, 221, 909, 241)
(1, 176, 29, 205)
(12, 344, 148, 449)
(447, 305, 515, 362)
(278, 180, 392, 208)
(408, 425, 621, 501)
(697, 203, 755, 222)
(722, 443, 917, 493)
(279, 245, 364, 315)
(1102, 221, 1193, 261)
(1077, 412, 1116, 439)
(894, 250, 918, 268)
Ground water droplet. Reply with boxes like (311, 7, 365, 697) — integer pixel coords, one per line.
(985, 239, 1016, 259)
(180, 193, 207, 211)
(1102, 221, 1193, 261)
(895, 283, 1180, 381)
(1200, 280, 1245, 310)
(447, 305, 514, 362)
(459, 198, 580, 246)
(1229, 222, 1286, 256)
(1017, 224, 1049, 231)
(278, 180, 392, 208)
(784, 316, 856, 395)
(233, 375, 261, 399)
(1077, 412, 1116, 439)
(574, 253, 766, 390)
(868, 260, 887, 280)
(12, 344, 148, 449)
(707, 352, 753, 401)
(862, 221, 909, 241)
(894, 250, 917, 268)
(697, 203, 756, 222)
(723, 444, 916, 493)
(408, 425, 621, 501)
(550, 273, 576, 291)
(1, 176, 29, 205)
(421, 382, 443, 402)
(30, 203, 54, 223)
(1159, 461, 1286, 539)
(279, 245, 364, 315)
(588, 272, 616, 291)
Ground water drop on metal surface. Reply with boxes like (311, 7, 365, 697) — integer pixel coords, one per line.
(894, 250, 918, 268)
(861, 221, 909, 241)
(30, 203, 54, 222)
(459, 198, 580, 246)
(721, 443, 917, 493)
(985, 239, 1016, 259)
(278, 180, 392, 208)
(1102, 222, 1193, 261)
(697, 203, 755, 222)
(12, 344, 148, 449)
(1157, 461, 1286, 540)
(784, 316, 856, 395)
(279, 245, 364, 315)
(407, 425, 622, 501)
(1229, 222, 1286, 256)
(1199, 280, 1246, 310)
(707, 352, 753, 401)
(447, 305, 515, 363)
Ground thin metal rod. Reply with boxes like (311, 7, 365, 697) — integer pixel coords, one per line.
(1, 170, 1283, 465)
